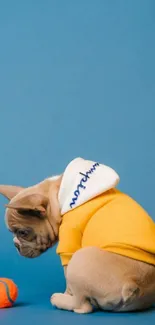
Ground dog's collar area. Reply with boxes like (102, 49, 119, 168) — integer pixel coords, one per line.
(45, 217, 57, 243)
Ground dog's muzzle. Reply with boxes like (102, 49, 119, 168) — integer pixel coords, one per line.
(13, 237, 21, 252)
(13, 234, 53, 258)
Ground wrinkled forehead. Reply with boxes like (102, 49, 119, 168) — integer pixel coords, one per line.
(5, 207, 26, 232)
(4, 188, 31, 228)
(5, 207, 14, 229)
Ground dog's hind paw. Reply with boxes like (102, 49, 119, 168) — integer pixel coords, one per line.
(74, 301, 93, 314)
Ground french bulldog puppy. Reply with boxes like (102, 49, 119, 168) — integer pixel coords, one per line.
(0, 158, 155, 313)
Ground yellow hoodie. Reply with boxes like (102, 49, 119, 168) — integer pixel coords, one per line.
(57, 158, 155, 267)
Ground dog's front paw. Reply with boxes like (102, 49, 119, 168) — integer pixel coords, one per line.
(50, 292, 75, 311)
(51, 293, 64, 308)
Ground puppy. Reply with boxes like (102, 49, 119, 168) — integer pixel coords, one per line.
(0, 157, 155, 313)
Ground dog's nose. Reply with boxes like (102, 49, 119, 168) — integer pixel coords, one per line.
(13, 237, 20, 251)
(14, 242, 20, 252)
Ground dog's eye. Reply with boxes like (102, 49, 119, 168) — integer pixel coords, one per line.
(21, 209, 42, 218)
(17, 229, 30, 238)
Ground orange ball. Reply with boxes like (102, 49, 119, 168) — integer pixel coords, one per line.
(0, 278, 18, 308)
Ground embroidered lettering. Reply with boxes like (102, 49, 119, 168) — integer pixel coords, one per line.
(70, 162, 99, 208)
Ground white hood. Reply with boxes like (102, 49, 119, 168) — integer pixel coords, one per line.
(58, 157, 120, 215)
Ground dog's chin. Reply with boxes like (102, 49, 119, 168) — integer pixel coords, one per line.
(20, 248, 47, 258)
(16, 244, 51, 258)
(14, 236, 54, 258)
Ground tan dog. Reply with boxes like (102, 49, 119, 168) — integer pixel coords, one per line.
(0, 160, 155, 313)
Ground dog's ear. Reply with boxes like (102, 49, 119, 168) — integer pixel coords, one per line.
(0, 185, 24, 200)
(47, 177, 62, 223)
(5, 194, 48, 217)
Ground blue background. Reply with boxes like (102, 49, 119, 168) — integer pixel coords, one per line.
(0, 0, 155, 324)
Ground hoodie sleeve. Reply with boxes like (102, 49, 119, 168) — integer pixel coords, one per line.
(56, 221, 82, 266)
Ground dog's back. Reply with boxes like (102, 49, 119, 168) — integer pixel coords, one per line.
(57, 188, 155, 267)
(82, 188, 155, 266)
